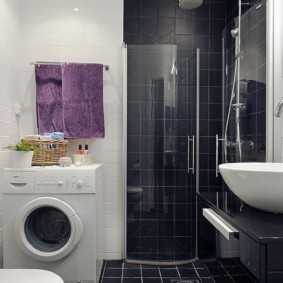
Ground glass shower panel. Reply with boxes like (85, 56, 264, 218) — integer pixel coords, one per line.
(223, 1, 266, 163)
(126, 45, 197, 263)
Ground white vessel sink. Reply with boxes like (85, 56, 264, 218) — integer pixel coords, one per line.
(219, 163, 283, 213)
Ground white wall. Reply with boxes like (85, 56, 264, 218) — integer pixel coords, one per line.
(0, 0, 124, 261)
(0, 0, 21, 266)
(19, 0, 124, 259)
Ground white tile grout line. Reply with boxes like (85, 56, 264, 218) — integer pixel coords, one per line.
(177, 263, 205, 283)
(100, 261, 107, 283)
(158, 266, 163, 283)
(220, 260, 257, 282)
(218, 261, 237, 283)
(140, 264, 144, 283)
(121, 262, 124, 283)
(203, 263, 217, 283)
(176, 265, 182, 280)
(193, 263, 205, 283)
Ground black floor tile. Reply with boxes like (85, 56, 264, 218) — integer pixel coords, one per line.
(232, 275, 257, 283)
(142, 268, 160, 277)
(193, 262, 205, 268)
(219, 258, 239, 266)
(123, 278, 141, 283)
(123, 268, 141, 277)
(124, 263, 140, 269)
(100, 258, 258, 283)
(106, 261, 123, 269)
(213, 276, 234, 283)
(180, 263, 195, 268)
(206, 267, 227, 276)
(101, 278, 121, 283)
(204, 261, 222, 267)
(142, 278, 162, 283)
(178, 268, 198, 278)
(160, 268, 180, 278)
(196, 268, 210, 277)
(225, 266, 246, 275)
(180, 278, 201, 282)
(162, 278, 182, 283)
(104, 269, 123, 278)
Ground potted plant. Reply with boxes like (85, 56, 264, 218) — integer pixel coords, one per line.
(3, 140, 37, 168)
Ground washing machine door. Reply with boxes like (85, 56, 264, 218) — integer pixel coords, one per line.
(14, 197, 83, 262)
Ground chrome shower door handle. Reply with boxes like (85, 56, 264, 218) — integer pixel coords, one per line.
(216, 135, 225, 177)
(188, 135, 195, 174)
(216, 134, 219, 177)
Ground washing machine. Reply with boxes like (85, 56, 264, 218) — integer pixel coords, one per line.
(2, 164, 103, 283)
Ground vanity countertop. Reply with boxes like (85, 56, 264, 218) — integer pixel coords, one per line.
(199, 191, 283, 244)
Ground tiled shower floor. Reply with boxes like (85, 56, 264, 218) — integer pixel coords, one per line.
(100, 258, 258, 283)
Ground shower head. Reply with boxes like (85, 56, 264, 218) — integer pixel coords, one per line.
(179, 0, 203, 10)
(231, 28, 239, 38)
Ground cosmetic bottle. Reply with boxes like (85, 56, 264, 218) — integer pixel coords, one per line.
(84, 144, 89, 155)
(78, 144, 83, 155)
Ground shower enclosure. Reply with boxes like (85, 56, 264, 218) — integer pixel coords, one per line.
(124, 44, 199, 264)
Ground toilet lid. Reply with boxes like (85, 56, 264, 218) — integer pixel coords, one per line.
(127, 186, 143, 193)
(0, 269, 64, 283)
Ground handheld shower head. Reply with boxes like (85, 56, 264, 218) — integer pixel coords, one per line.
(179, 0, 203, 10)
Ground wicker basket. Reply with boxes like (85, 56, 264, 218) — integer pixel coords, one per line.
(24, 140, 69, 166)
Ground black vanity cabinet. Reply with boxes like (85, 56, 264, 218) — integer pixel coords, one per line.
(199, 193, 283, 283)
(240, 232, 265, 282)
(240, 232, 283, 283)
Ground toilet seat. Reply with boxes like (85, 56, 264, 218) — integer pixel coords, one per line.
(0, 269, 64, 283)
(127, 186, 143, 193)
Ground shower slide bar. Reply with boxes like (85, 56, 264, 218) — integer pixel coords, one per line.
(30, 61, 110, 71)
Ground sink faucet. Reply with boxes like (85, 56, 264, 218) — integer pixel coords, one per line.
(274, 98, 283, 117)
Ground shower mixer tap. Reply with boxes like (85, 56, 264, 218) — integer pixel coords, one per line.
(232, 103, 246, 110)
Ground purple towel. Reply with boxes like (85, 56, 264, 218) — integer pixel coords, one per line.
(61, 63, 105, 138)
(35, 65, 64, 134)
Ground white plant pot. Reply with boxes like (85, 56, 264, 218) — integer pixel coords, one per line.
(11, 151, 34, 168)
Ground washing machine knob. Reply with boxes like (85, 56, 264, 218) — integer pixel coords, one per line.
(76, 179, 84, 188)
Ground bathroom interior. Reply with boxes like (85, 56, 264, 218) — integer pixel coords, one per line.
(0, 0, 283, 282)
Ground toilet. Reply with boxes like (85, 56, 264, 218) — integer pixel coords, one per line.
(0, 269, 64, 283)
(127, 186, 143, 221)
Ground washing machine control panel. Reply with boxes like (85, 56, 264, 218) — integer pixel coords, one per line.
(35, 171, 97, 194)
(2, 165, 102, 194)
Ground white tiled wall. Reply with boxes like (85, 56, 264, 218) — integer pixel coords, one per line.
(0, 0, 124, 260)
(19, 0, 124, 259)
(0, 0, 21, 266)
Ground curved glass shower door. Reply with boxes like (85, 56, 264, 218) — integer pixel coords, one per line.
(126, 44, 198, 264)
